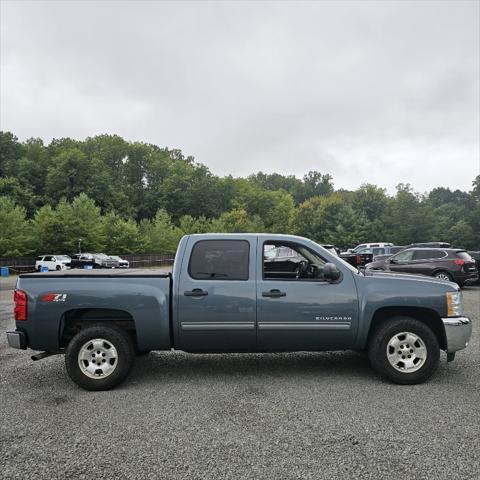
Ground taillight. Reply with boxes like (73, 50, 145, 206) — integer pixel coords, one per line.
(13, 289, 27, 321)
(454, 259, 465, 266)
(356, 255, 361, 265)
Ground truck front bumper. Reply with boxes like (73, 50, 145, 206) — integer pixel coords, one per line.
(442, 317, 472, 353)
(6, 330, 27, 350)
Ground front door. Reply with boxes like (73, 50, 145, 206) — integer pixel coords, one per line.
(177, 237, 257, 352)
(256, 237, 359, 351)
(43, 255, 55, 270)
(387, 250, 416, 274)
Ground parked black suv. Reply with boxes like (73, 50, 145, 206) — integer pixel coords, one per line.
(69, 253, 119, 269)
(365, 248, 478, 287)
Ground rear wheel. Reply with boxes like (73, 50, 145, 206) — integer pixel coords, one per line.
(368, 316, 439, 384)
(55, 265, 61, 271)
(433, 271, 452, 282)
(65, 325, 135, 390)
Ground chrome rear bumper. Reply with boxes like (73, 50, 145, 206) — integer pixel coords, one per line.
(6, 330, 27, 349)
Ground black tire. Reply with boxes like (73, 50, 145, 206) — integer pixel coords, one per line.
(433, 270, 452, 282)
(37, 266, 42, 271)
(368, 316, 440, 385)
(55, 265, 61, 271)
(65, 324, 135, 391)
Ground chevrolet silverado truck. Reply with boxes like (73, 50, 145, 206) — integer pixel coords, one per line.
(6, 234, 472, 391)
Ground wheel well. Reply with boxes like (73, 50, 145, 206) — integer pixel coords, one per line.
(60, 308, 137, 348)
(431, 269, 451, 277)
(368, 306, 446, 350)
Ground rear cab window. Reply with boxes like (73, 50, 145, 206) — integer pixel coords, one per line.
(189, 240, 250, 280)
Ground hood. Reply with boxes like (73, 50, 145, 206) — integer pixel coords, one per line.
(363, 269, 459, 290)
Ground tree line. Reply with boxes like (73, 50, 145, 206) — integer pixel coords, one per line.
(1, 131, 479, 257)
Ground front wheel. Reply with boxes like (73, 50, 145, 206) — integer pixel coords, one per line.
(368, 316, 439, 385)
(65, 325, 135, 390)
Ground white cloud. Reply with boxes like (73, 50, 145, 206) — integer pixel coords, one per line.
(1, 0, 479, 193)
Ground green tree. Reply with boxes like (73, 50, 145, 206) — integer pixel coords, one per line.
(210, 208, 264, 233)
(178, 215, 213, 234)
(0, 177, 37, 215)
(352, 184, 388, 221)
(54, 194, 106, 252)
(31, 205, 66, 253)
(446, 220, 477, 249)
(0, 197, 33, 257)
(382, 184, 435, 245)
(0, 131, 24, 177)
(102, 212, 146, 254)
(294, 194, 368, 247)
(141, 209, 183, 252)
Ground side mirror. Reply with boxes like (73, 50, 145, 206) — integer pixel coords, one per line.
(389, 258, 396, 264)
(323, 262, 341, 282)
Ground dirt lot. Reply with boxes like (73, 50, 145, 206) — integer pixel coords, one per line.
(0, 280, 479, 480)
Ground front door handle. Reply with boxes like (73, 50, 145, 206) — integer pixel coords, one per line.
(184, 289, 208, 297)
(262, 289, 286, 298)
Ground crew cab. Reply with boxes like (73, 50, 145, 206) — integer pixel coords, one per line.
(6, 234, 472, 391)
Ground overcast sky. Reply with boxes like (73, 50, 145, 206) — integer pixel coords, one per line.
(1, 0, 479, 193)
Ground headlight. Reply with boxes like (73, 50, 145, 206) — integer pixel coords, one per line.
(446, 291, 463, 317)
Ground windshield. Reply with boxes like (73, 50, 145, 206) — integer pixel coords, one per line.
(312, 241, 360, 274)
(95, 253, 109, 259)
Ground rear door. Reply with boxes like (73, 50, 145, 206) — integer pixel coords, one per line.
(410, 249, 445, 275)
(177, 237, 257, 352)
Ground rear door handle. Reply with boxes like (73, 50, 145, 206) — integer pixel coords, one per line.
(262, 289, 286, 298)
(184, 289, 208, 297)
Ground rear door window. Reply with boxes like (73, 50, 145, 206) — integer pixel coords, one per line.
(414, 250, 447, 260)
(413, 250, 434, 260)
(189, 240, 250, 280)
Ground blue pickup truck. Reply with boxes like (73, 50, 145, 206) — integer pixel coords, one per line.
(7, 234, 472, 390)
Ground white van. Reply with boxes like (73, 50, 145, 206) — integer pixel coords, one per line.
(35, 255, 71, 271)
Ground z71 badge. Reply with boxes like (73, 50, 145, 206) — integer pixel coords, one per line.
(41, 293, 67, 302)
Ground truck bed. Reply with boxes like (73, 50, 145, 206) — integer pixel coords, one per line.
(15, 269, 172, 352)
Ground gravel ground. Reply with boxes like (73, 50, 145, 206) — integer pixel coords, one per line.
(0, 282, 479, 480)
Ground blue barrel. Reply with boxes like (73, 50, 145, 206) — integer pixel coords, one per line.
(40, 266, 49, 272)
(84, 265, 93, 270)
(0, 266, 8, 277)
